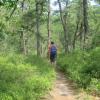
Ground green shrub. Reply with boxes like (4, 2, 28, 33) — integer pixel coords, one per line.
(87, 78, 100, 95)
(0, 54, 55, 100)
(81, 47, 100, 79)
(80, 47, 100, 88)
(57, 50, 88, 84)
(57, 47, 100, 94)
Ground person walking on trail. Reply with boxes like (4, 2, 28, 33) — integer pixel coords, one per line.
(49, 41, 57, 64)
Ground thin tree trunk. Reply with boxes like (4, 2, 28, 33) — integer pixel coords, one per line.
(73, 0, 81, 50)
(20, 0, 27, 55)
(23, 32, 27, 55)
(73, 19, 79, 49)
(79, 22, 84, 49)
(83, 0, 88, 49)
(36, 2, 40, 56)
(47, 0, 51, 45)
(58, 0, 69, 53)
(20, 31, 27, 55)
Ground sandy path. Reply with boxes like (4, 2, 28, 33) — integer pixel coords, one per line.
(49, 71, 76, 100)
(41, 70, 100, 100)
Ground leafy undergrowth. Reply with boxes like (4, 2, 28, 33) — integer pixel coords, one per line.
(57, 47, 100, 96)
(0, 54, 56, 100)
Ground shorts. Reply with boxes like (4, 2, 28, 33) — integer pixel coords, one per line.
(50, 54, 56, 62)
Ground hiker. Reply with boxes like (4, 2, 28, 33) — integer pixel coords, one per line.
(49, 41, 57, 64)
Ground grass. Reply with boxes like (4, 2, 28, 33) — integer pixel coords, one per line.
(57, 47, 100, 95)
(0, 54, 56, 100)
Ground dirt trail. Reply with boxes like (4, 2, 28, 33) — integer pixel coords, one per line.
(41, 70, 100, 100)
(48, 71, 76, 100)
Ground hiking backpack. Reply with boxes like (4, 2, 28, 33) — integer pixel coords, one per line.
(50, 46, 57, 55)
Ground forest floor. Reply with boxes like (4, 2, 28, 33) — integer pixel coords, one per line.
(41, 68, 100, 100)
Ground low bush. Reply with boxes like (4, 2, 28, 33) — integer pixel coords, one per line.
(0, 54, 55, 100)
(57, 47, 100, 95)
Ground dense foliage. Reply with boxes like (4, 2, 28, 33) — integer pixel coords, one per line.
(57, 47, 100, 95)
(0, 0, 100, 99)
(0, 54, 55, 100)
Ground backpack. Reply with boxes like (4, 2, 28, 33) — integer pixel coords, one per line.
(50, 45, 57, 55)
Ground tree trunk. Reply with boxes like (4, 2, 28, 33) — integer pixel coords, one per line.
(58, 0, 69, 53)
(47, 0, 51, 45)
(20, 0, 27, 55)
(22, 32, 27, 55)
(36, 2, 41, 56)
(73, 0, 81, 50)
(83, 0, 88, 48)
(79, 22, 84, 49)
(73, 19, 79, 49)
(20, 32, 27, 55)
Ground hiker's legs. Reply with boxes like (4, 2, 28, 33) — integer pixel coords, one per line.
(50, 54, 56, 66)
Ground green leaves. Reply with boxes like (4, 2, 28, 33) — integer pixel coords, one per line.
(57, 47, 100, 94)
(0, 0, 18, 7)
(0, 54, 55, 100)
